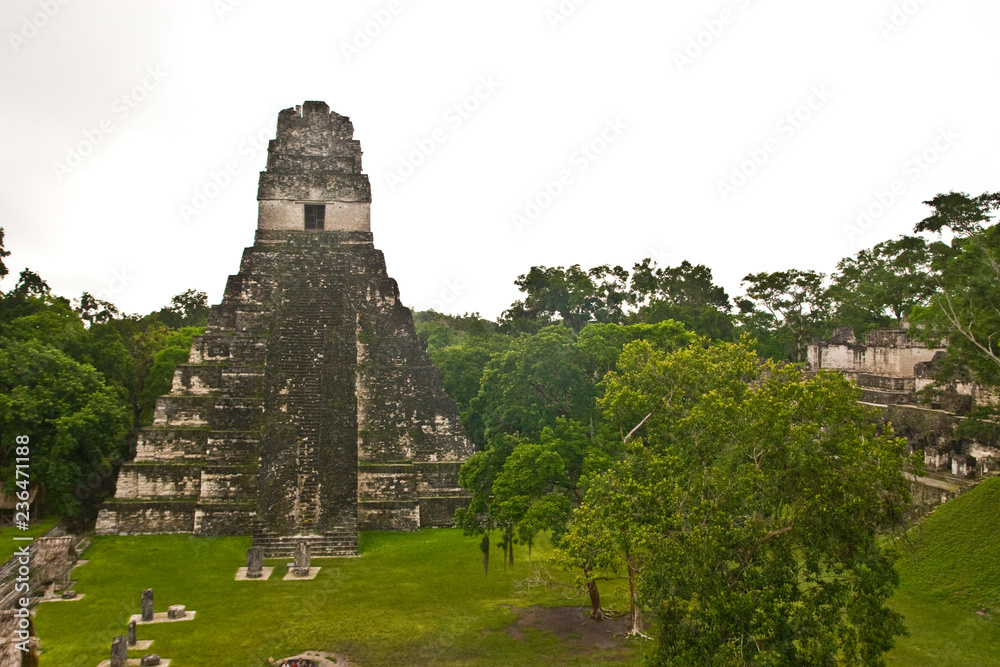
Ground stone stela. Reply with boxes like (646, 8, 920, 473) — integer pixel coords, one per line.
(141, 588, 153, 622)
(293, 541, 311, 577)
(97, 101, 474, 557)
(246, 546, 264, 578)
(110, 636, 127, 667)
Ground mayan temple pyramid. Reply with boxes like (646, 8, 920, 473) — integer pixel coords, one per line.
(96, 101, 473, 555)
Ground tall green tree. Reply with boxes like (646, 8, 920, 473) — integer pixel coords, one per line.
(628, 259, 734, 339)
(153, 289, 210, 328)
(501, 265, 630, 333)
(740, 269, 830, 362)
(828, 235, 934, 335)
(457, 322, 692, 614)
(0, 228, 10, 283)
(561, 338, 912, 661)
(910, 191, 1000, 388)
(0, 338, 129, 518)
(414, 310, 508, 443)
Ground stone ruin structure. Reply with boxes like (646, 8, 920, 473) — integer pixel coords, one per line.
(0, 611, 38, 667)
(97, 102, 473, 555)
(808, 326, 1000, 504)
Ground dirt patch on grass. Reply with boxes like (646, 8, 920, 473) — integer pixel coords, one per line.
(504, 605, 634, 657)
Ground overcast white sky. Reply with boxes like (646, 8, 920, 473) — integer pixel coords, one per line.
(1, 0, 998, 320)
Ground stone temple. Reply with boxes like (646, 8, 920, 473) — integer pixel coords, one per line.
(96, 102, 473, 555)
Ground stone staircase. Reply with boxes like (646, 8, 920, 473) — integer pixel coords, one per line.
(251, 521, 358, 557)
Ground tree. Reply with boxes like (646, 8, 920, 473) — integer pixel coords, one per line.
(136, 327, 205, 425)
(471, 325, 596, 441)
(828, 236, 934, 334)
(0, 337, 130, 518)
(0, 228, 10, 283)
(457, 322, 693, 617)
(910, 191, 1000, 388)
(489, 418, 614, 618)
(740, 269, 830, 362)
(556, 439, 658, 635)
(456, 326, 597, 561)
(152, 289, 210, 328)
(75, 292, 121, 326)
(501, 265, 630, 333)
(565, 338, 912, 663)
(413, 310, 508, 443)
(628, 259, 734, 339)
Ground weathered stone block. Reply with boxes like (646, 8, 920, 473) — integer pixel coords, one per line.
(246, 546, 264, 578)
(111, 636, 127, 667)
(141, 589, 153, 622)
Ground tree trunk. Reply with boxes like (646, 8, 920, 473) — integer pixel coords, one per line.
(583, 564, 604, 620)
(480, 533, 490, 581)
(624, 554, 643, 636)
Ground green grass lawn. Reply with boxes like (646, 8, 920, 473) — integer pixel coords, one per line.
(0, 515, 59, 563)
(886, 476, 1000, 666)
(35, 530, 648, 666)
(34, 479, 1000, 665)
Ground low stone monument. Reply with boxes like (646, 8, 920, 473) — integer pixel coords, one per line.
(60, 589, 76, 600)
(293, 541, 311, 577)
(141, 588, 153, 621)
(110, 635, 127, 667)
(127, 619, 137, 646)
(141, 654, 161, 666)
(167, 605, 186, 620)
(247, 546, 264, 578)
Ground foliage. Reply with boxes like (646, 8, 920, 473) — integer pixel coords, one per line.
(828, 235, 935, 335)
(75, 292, 120, 326)
(0, 337, 129, 517)
(471, 325, 596, 442)
(414, 310, 509, 440)
(135, 326, 204, 426)
(910, 191, 1000, 389)
(457, 322, 693, 613)
(627, 259, 734, 339)
(501, 264, 631, 333)
(152, 288, 211, 328)
(0, 228, 9, 282)
(498, 261, 735, 340)
(561, 338, 912, 663)
(739, 269, 830, 362)
(0, 231, 213, 521)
